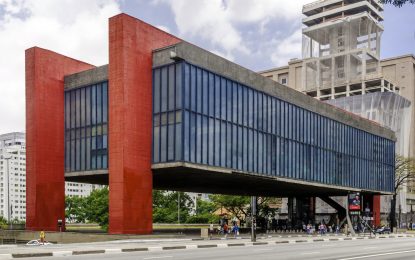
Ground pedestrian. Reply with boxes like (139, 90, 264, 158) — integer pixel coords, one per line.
(232, 223, 239, 238)
(39, 231, 45, 245)
(209, 222, 214, 239)
(223, 223, 229, 238)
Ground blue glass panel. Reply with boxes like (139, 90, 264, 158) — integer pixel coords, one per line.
(151, 62, 395, 192)
(169, 65, 175, 111)
(161, 67, 168, 112)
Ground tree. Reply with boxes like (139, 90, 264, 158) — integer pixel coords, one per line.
(0, 216, 8, 229)
(153, 190, 194, 223)
(186, 199, 219, 224)
(209, 195, 250, 222)
(390, 155, 415, 231)
(65, 195, 87, 223)
(65, 187, 109, 230)
(209, 195, 281, 224)
(379, 0, 415, 7)
(83, 187, 109, 230)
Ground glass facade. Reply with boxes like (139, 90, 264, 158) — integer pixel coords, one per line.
(65, 82, 108, 172)
(153, 61, 395, 193)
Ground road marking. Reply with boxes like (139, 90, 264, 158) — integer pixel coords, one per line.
(253, 248, 273, 252)
(52, 251, 73, 257)
(105, 248, 122, 254)
(338, 249, 415, 260)
(301, 251, 320, 255)
(363, 247, 378, 250)
(143, 256, 173, 260)
(148, 247, 163, 251)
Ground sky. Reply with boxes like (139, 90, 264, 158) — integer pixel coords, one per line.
(0, 0, 414, 134)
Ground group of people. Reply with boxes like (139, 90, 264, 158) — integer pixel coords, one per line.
(304, 223, 340, 235)
(209, 216, 239, 239)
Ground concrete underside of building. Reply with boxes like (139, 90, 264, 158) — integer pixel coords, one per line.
(26, 13, 395, 234)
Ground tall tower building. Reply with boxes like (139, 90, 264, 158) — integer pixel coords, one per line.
(302, 0, 387, 99)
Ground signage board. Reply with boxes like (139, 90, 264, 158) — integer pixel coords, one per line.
(348, 192, 361, 211)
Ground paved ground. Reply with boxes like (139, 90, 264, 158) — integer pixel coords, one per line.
(15, 236, 415, 260)
(0, 233, 412, 259)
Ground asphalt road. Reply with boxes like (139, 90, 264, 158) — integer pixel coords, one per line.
(22, 237, 415, 260)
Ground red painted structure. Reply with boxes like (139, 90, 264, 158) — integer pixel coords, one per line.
(26, 14, 180, 234)
(373, 195, 381, 227)
(25, 47, 94, 231)
(108, 14, 180, 234)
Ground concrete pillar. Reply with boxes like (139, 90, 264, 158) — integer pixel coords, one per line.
(25, 47, 94, 231)
(108, 14, 181, 234)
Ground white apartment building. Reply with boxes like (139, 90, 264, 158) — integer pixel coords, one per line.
(0, 132, 100, 222)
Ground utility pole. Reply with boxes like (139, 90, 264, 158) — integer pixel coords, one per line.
(251, 196, 257, 242)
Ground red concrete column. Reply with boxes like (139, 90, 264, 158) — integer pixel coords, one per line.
(26, 47, 94, 231)
(108, 14, 181, 234)
(373, 195, 381, 227)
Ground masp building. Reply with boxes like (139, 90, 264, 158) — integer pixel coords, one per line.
(25, 14, 395, 234)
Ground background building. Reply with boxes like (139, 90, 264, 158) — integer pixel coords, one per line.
(260, 0, 414, 224)
(0, 132, 99, 222)
(0, 132, 26, 222)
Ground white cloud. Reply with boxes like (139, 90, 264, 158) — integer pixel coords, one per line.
(156, 25, 171, 33)
(271, 29, 303, 67)
(0, 0, 120, 134)
(158, 0, 309, 67)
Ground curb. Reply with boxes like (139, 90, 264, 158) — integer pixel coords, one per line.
(0, 234, 413, 259)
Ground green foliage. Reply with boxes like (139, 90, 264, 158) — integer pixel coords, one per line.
(153, 190, 194, 223)
(65, 195, 87, 223)
(209, 194, 250, 221)
(185, 199, 219, 223)
(0, 216, 8, 229)
(379, 0, 415, 7)
(83, 187, 109, 230)
(209, 195, 281, 222)
(64, 187, 281, 228)
(65, 186, 109, 230)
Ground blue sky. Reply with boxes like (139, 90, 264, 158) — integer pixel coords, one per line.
(119, 0, 415, 71)
(0, 0, 414, 133)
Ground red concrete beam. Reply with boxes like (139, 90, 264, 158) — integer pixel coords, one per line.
(25, 47, 94, 231)
(108, 14, 181, 234)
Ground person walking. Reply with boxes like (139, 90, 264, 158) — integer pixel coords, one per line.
(232, 223, 239, 238)
(209, 222, 214, 239)
(223, 223, 229, 239)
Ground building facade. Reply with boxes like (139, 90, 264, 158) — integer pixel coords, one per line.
(0, 132, 26, 221)
(0, 132, 100, 222)
(25, 13, 396, 234)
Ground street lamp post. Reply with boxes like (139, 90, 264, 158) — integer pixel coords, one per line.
(251, 196, 257, 242)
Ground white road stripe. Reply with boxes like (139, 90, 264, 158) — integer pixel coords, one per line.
(301, 251, 320, 255)
(52, 251, 73, 256)
(338, 249, 415, 260)
(143, 256, 173, 260)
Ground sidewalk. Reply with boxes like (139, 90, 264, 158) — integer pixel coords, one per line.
(0, 233, 413, 259)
